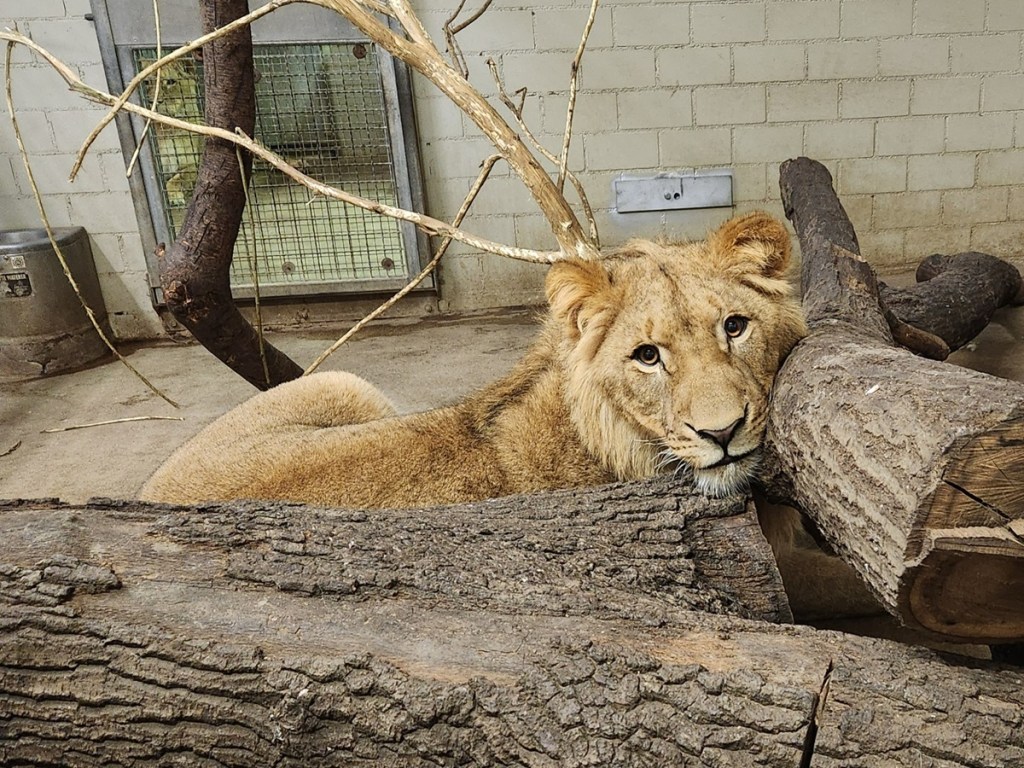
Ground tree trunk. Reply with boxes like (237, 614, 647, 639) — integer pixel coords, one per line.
(3, 492, 1023, 767)
(766, 157, 1024, 644)
(158, 0, 303, 390)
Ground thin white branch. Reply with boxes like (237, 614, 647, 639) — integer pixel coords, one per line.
(0, 29, 562, 264)
(3, 35, 179, 408)
(311, 0, 600, 260)
(558, 0, 600, 193)
(71, 0, 305, 181)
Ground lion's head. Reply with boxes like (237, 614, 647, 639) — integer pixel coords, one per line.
(546, 211, 806, 496)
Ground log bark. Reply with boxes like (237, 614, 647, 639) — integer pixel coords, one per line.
(879, 252, 1024, 360)
(4, 493, 1024, 767)
(158, 0, 303, 389)
(767, 157, 1024, 643)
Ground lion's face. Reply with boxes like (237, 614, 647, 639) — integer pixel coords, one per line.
(546, 212, 807, 496)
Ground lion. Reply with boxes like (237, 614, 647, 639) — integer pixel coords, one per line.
(142, 211, 802, 505)
(141, 211, 876, 618)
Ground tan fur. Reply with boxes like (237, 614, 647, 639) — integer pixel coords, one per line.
(142, 212, 806, 510)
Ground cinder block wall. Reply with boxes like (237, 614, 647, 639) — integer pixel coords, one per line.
(0, 0, 164, 338)
(413, 0, 1024, 310)
(2, 0, 1023, 329)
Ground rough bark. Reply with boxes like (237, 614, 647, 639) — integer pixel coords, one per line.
(767, 157, 1024, 643)
(158, 0, 303, 389)
(879, 253, 1023, 359)
(4, 493, 1024, 767)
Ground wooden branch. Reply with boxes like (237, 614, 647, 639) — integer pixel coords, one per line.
(3, 41, 177, 407)
(4, 493, 1024, 765)
(316, 0, 600, 260)
(485, 59, 600, 245)
(72, 0, 306, 179)
(158, 0, 303, 390)
(2, 27, 567, 265)
(879, 252, 1024, 358)
(769, 157, 1024, 643)
(780, 156, 1023, 359)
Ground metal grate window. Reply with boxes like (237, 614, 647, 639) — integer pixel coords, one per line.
(133, 43, 408, 292)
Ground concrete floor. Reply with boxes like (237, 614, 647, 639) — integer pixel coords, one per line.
(0, 311, 537, 502)
(0, 304, 1022, 503)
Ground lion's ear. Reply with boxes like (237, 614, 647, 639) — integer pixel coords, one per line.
(709, 211, 792, 278)
(545, 259, 611, 339)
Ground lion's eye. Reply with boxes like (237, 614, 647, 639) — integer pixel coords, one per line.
(631, 344, 661, 366)
(723, 315, 749, 339)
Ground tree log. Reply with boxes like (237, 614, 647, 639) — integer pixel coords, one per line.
(879, 252, 1023, 359)
(4, 493, 1024, 766)
(768, 157, 1024, 643)
(158, 0, 303, 389)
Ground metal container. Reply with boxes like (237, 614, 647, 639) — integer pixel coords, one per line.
(0, 227, 111, 377)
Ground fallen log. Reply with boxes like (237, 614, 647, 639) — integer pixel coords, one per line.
(879, 252, 1024, 360)
(3, 494, 1024, 767)
(767, 156, 1024, 643)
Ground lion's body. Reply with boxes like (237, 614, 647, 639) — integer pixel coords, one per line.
(142, 212, 807, 509)
(143, 329, 614, 508)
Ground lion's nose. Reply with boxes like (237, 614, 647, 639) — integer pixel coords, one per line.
(696, 413, 746, 450)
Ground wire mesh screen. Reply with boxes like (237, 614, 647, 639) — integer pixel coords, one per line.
(133, 43, 409, 292)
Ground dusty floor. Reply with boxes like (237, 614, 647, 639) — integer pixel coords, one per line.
(0, 311, 537, 502)
(0, 303, 1022, 503)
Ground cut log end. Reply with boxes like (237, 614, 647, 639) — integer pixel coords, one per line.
(923, 416, 1024, 532)
(907, 544, 1024, 643)
(902, 416, 1024, 642)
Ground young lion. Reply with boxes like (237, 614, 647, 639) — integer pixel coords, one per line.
(142, 212, 805, 512)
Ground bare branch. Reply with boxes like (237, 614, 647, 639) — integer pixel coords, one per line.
(124, 0, 164, 178)
(0, 29, 562, 263)
(313, 0, 600, 260)
(53, 0, 600, 260)
(41, 416, 184, 433)
(3, 36, 179, 408)
(70, 0, 305, 181)
(236, 145, 270, 387)
(442, 0, 495, 77)
(486, 58, 600, 245)
(558, 0, 599, 192)
(449, 0, 494, 35)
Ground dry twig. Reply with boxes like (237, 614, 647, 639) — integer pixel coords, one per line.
(3, 36, 179, 408)
(1, 27, 561, 263)
(558, 0, 600, 194)
(42, 416, 185, 434)
(236, 145, 270, 387)
(315, 0, 600, 260)
(485, 58, 600, 245)
(71, 0, 305, 180)
(443, 0, 494, 78)
(125, 0, 165, 178)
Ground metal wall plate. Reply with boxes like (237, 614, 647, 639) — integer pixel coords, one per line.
(614, 170, 733, 213)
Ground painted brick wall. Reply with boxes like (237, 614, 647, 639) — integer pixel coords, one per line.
(2, 0, 1023, 329)
(413, 0, 1024, 310)
(0, 0, 164, 338)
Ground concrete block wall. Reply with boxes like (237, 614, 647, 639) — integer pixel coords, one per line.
(412, 0, 1024, 312)
(3, 0, 1023, 329)
(0, 0, 164, 339)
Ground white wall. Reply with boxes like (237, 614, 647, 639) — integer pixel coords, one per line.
(3, 0, 1023, 331)
(0, 0, 163, 339)
(413, 0, 1024, 310)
